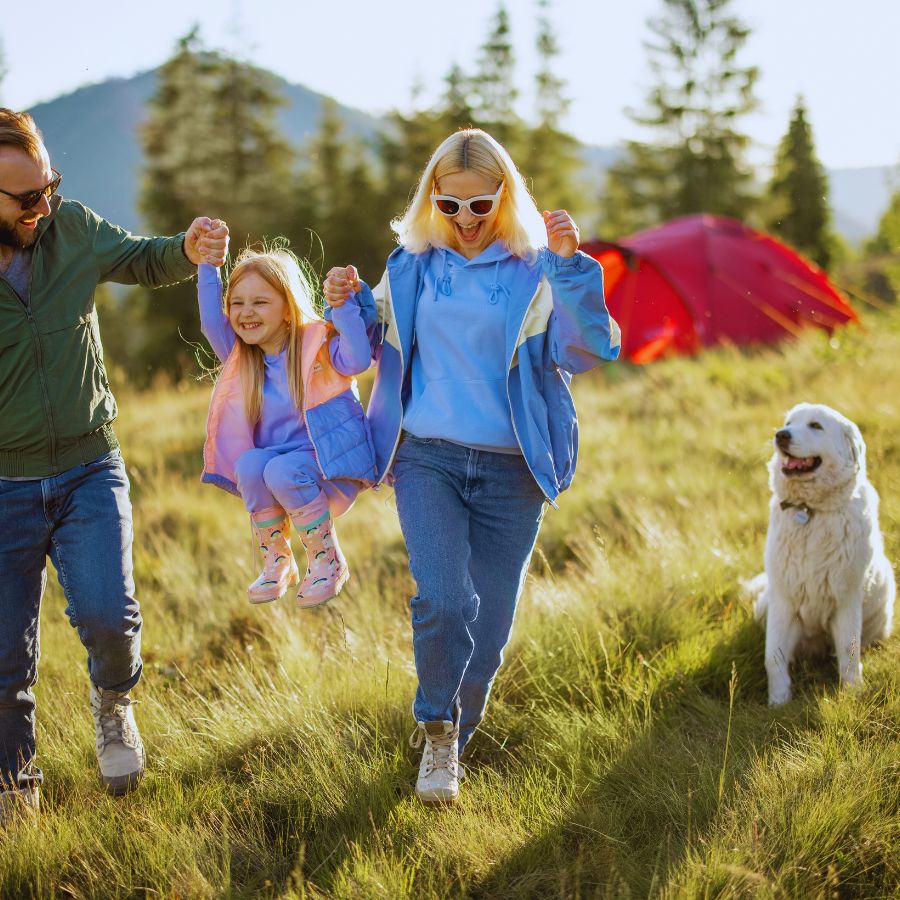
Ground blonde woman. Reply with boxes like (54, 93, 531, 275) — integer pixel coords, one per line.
(199, 243, 375, 607)
(325, 129, 621, 805)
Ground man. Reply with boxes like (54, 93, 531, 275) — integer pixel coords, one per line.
(0, 108, 229, 824)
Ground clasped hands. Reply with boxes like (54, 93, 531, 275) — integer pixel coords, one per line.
(184, 217, 230, 267)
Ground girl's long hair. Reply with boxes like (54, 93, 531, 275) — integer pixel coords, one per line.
(391, 128, 547, 259)
(224, 243, 322, 427)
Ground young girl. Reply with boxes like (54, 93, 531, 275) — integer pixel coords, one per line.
(199, 242, 376, 607)
(325, 129, 621, 804)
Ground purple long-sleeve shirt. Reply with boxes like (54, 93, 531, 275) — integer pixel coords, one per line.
(198, 263, 371, 448)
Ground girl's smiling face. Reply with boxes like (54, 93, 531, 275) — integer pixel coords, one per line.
(435, 170, 502, 259)
(228, 271, 290, 355)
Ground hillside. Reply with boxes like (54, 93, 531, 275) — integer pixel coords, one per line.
(29, 68, 384, 232)
(29, 68, 894, 244)
(0, 305, 897, 896)
(829, 165, 898, 243)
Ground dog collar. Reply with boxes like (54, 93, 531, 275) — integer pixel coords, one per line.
(780, 500, 813, 524)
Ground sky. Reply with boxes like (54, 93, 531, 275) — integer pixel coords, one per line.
(2, 0, 899, 171)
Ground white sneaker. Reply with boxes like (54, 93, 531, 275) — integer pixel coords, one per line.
(409, 719, 460, 806)
(90, 684, 145, 796)
(0, 785, 39, 827)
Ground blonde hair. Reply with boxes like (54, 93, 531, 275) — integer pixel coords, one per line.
(0, 108, 45, 162)
(391, 129, 546, 258)
(224, 244, 322, 427)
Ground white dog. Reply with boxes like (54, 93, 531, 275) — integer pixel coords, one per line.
(751, 403, 894, 705)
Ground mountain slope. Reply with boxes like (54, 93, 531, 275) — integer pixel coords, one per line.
(28, 68, 896, 242)
(29, 68, 383, 232)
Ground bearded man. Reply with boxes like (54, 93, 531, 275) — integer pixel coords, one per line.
(0, 108, 228, 824)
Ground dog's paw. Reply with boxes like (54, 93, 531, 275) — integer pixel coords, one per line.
(839, 663, 864, 689)
(768, 685, 792, 707)
(741, 572, 768, 611)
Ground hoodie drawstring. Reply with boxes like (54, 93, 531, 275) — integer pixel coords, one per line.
(489, 260, 510, 305)
(432, 256, 508, 304)
(434, 254, 452, 300)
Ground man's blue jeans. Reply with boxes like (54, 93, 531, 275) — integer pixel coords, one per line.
(393, 434, 546, 752)
(0, 450, 142, 789)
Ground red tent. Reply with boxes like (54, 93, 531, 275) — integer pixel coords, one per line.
(580, 214, 858, 364)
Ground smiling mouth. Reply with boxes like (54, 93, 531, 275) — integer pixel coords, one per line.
(781, 454, 822, 476)
(456, 221, 482, 241)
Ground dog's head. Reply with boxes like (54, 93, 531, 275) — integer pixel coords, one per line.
(768, 402, 866, 502)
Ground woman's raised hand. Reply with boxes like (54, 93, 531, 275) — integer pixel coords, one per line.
(543, 210, 580, 258)
(324, 265, 361, 308)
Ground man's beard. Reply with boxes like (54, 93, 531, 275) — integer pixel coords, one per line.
(0, 217, 37, 250)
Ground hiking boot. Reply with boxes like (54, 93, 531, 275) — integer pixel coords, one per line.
(293, 512, 349, 608)
(90, 684, 145, 796)
(248, 515, 300, 604)
(0, 786, 39, 827)
(409, 718, 460, 806)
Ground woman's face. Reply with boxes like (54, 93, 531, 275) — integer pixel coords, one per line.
(434, 170, 502, 259)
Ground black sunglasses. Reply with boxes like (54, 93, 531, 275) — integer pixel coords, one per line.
(0, 168, 62, 211)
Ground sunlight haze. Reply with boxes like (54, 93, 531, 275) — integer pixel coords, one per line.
(1, 0, 898, 170)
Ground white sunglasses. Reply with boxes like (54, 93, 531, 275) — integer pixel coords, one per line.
(431, 186, 503, 218)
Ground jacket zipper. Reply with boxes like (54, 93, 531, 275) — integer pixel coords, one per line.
(2, 231, 58, 473)
(506, 278, 555, 506)
(377, 279, 405, 485)
(301, 334, 324, 476)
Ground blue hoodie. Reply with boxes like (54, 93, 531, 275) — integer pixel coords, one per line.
(403, 240, 535, 452)
(341, 245, 621, 506)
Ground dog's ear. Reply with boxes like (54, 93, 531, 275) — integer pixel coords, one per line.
(842, 419, 866, 474)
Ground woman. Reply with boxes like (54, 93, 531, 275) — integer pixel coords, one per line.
(324, 128, 620, 804)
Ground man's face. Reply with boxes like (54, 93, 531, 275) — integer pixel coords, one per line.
(0, 145, 53, 250)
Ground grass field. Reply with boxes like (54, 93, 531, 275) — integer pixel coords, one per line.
(0, 305, 897, 898)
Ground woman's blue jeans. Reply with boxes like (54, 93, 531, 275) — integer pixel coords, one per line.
(0, 450, 142, 789)
(393, 434, 546, 752)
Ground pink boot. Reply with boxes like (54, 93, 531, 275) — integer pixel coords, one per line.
(248, 512, 299, 604)
(291, 493, 349, 608)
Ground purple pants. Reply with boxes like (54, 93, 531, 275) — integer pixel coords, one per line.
(234, 446, 322, 514)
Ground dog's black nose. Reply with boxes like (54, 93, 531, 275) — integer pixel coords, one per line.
(775, 429, 791, 449)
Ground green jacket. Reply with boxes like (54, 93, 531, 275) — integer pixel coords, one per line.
(0, 197, 195, 477)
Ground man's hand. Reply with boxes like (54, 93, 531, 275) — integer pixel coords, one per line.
(543, 210, 580, 258)
(324, 265, 361, 308)
(184, 217, 230, 266)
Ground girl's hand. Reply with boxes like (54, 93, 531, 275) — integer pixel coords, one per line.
(543, 210, 579, 258)
(324, 265, 361, 308)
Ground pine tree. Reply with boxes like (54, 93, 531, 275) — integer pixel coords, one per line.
(441, 65, 476, 131)
(140, 31, 293, 246)
(470, 5, 523, 150)
(521, 0, 583, 214)
(376, 65, 481, 235)
(866, 188, 900, 257)
(376, 3, 582, 247)
(865, 186, 900, 301)
(378, 98, 448, 224)
(766, 99, 836, 269)
(602, 0, 759, 235)
(293, 99, 391, 280)
(137, 29, 295, 379)
(208, 56, 295, 245)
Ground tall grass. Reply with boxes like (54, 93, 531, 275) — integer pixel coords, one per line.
(1, 308, 897, 898)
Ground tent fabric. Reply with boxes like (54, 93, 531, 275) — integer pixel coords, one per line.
(581, 214, 857, 363)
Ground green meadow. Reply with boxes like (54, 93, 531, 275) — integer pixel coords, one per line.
(1, 305, 897, 898)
